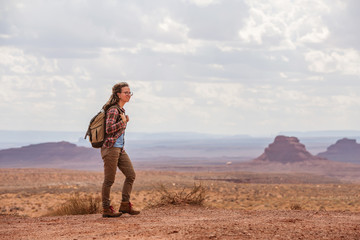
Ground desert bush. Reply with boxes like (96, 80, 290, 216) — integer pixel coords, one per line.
(319, 205, 326, 211)
(290, 203, 302, 210)
(45, 194, 101, 216)
(147, 183, 207, 208)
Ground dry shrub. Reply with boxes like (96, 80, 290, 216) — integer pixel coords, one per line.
(46, 194, 101, 216)
(148, 183, 207, 208)
(290, 203, 302, 210)
(319, 205, 326, 211)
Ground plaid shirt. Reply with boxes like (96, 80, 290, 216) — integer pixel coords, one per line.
(102, 105, 127, 148)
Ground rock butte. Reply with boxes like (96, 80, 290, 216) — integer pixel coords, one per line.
(317, 138, 360, 164)
(254, 135, 325, 163)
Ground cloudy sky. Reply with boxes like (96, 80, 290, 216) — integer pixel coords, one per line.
(1, 0, 359, 136)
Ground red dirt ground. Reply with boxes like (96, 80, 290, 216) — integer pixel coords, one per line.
(1, 206, 359, 240)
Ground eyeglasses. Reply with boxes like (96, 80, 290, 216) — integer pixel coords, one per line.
(122, 91, 133, 96)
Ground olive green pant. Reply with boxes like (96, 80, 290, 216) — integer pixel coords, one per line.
(101, 147, 136, 209)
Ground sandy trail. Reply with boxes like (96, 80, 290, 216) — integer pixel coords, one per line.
(1, 206, 360, 240)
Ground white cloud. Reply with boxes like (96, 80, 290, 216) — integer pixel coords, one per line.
(0, 34, 12, 39)
(299, 27, 329, 43)
(73, 67, 91, 81)
(0, 47, 58, 74)
(124, 81, 197, 132)
(238, 0, 333, 49)
(158, 17, 189, 40)
(332, 94, 360, 107)
(0, 46, 96, 125)
(281, 56, 289, 62)
(183, 0, 221, 7)
(279, 72, 287, 78)
(305, 48, 360, 76)
(0, 47, 37, 74)
(184, 81, 360, 134)
(147, 39, 202, 54)
(190, 82, 249, 107)
(209, 64, 224, 70)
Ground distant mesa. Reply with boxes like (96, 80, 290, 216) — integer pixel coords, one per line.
(253, 135, 326, 163)
(0, 141, 101, 170)
(317, 138, 360, 164)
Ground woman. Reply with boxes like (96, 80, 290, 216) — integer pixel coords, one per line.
(101, 82, 140, 218)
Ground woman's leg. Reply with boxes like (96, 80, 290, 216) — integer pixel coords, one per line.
(117, 150, 136, 202)
(101, 147, 121, 209)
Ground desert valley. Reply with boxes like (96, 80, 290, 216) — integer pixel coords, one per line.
(1, 134, 360, 239)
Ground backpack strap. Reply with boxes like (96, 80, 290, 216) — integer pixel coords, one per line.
(108, 105, 124, 119)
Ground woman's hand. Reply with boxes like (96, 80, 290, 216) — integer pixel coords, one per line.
(125, 115, 129, 122)
(120, 113, 127, 123)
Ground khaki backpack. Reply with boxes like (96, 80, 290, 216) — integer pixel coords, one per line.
(84, 105, 121, 148)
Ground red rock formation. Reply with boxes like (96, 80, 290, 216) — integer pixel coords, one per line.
(254, 135, 325, 163)
(317, 138, 360, 164)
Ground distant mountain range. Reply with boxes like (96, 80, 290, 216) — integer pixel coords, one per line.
(1, 130, 359, 149)
(0, 130, 251, 150)
(1, 136, 360, 172)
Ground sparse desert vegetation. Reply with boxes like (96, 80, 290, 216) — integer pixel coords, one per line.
(147, 183, 207, 208)
(45, 193, 101, 216)
(0, 168, 359, 217)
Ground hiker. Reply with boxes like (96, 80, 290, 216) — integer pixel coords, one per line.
(101, 82, 140, 218)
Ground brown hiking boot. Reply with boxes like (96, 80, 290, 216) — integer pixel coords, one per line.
(119, 201, 140, 215)
(102, 206, 122, 218)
